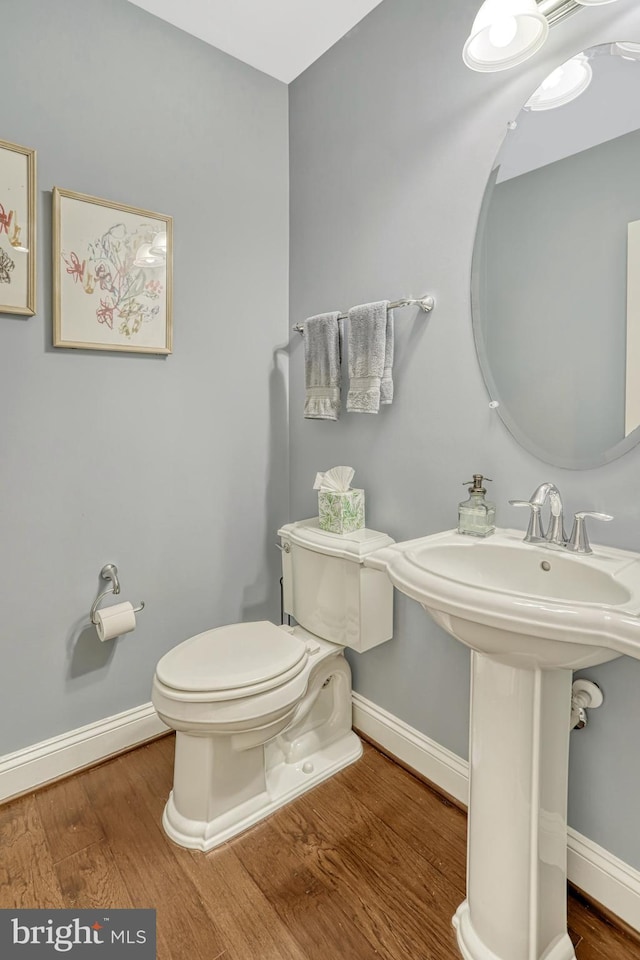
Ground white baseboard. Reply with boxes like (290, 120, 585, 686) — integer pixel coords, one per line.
(0, 703, 168, 803)
(352, 691, 469, 804)
(566, 828, 640, 932)
(352, 692, 640, 934)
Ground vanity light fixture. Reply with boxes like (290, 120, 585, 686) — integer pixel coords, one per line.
(464, 0, 622, 72)
(525, 52, 592, 109)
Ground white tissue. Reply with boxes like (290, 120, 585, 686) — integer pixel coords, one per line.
(94, 601, 137, 642)
(313, 466, 356, 493)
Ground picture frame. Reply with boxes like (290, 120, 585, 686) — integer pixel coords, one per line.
(0, 138, 36, 316)
(53, 187, 172, 354)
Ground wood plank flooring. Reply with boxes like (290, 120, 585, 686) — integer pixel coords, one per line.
(0, 735, 638, 959)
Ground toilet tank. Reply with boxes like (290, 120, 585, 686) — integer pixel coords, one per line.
(278, 518, 394, 652)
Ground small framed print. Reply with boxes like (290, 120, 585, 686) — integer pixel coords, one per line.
(0, 138, 36, 316)
(53, 187, 172, 354)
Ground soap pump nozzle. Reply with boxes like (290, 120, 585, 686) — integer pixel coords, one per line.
(462, 474, 492, 496)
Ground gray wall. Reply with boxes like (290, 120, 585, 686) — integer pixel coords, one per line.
(479, 127, 640, 466)
(289, 0, 640, 868)
(0, 0, 289, 753)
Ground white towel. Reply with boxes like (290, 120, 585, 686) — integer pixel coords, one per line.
(346, 301, 393, 413)
(303, 312, 341, 420)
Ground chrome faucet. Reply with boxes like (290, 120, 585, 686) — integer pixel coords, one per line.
(532, 482, 567, 547)
(509, 481, 566, 546)
(509, 482, 613, 554)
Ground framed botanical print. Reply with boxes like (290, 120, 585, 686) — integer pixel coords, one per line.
(0, 139, 36, 316)
(53, 187, 172, 354)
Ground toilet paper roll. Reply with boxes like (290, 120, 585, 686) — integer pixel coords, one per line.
(94, 601, 137, 642)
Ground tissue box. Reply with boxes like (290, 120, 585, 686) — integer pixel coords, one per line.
(318, 489, 365, 535)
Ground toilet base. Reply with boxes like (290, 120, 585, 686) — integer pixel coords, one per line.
(162, 730, 363, 851)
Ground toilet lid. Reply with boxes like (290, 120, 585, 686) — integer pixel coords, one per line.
(155, 621, 308, 693)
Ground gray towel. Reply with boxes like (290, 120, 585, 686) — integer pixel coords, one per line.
(303, 312, 341, 420)
(347, 301, 394, 413)
(380, 307, 394, 404)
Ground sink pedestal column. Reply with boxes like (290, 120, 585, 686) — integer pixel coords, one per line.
(453, 652, 576, 960)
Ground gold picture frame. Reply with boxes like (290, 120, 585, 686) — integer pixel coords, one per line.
(0, 138, 36, 316)
(53, 187, 172, 354)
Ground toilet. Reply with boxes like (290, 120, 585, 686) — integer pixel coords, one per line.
(152, 517, 394, 851)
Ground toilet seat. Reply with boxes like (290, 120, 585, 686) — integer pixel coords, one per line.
(155, 621, 309, 701)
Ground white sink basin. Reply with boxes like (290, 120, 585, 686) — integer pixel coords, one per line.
(366, 528, 640, 668)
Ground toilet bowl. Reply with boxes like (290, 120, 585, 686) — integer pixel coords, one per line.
(152, 518, 394, 851)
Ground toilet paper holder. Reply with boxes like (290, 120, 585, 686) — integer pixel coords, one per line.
(90, 563, 145, 625)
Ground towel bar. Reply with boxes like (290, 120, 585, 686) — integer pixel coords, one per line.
(293, 295, 435, 333)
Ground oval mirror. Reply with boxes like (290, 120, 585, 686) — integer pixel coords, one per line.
(472, 42, 640, 469)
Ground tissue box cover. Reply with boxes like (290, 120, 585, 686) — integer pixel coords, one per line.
(318, 489, 365, 534)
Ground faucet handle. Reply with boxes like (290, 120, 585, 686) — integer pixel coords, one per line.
(566, 511, 614, 555)
(509, 499, 545, 542)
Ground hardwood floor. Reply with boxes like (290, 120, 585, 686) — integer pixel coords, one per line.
(1, 735, 638, 959)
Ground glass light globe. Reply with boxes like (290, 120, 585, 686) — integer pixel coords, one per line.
(488, 16, 518, 49)
(525, 54, 592, 111)
(463, 0, 549, 73)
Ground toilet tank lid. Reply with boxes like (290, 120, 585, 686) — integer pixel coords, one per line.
(278, 518, 394, 562)
(155, 621, 307, 692)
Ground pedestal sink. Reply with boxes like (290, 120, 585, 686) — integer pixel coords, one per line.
(364, 528, 640, 960)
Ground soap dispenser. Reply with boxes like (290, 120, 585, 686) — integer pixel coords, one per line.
(458, 475, 496, 538)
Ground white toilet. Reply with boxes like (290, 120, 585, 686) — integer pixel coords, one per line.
(152, 517, 394, 851)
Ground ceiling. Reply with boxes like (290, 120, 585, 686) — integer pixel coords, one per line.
(126, 0, 385, 83)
